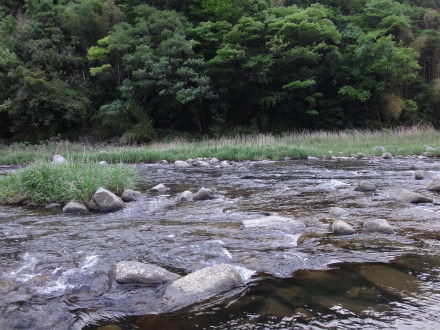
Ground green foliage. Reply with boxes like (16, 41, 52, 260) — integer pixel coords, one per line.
(0, 161, 138, 205)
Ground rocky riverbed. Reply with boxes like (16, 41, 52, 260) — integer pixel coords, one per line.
(1, 157, 440, 330)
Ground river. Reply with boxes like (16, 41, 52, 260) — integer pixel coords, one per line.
(1, 158, 440, 329)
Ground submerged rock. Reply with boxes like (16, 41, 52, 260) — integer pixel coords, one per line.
(45, 203, 62, 209)
(114, 261, 180, 285)
(363, 219, 394, 234)
(164, 264, 243, 304)
(193, 187, 216, 200)
(0, 279, 19, 294)
(53, 155, 68, 164)
(150, 184, 169, 192)
(88, 187, 125, 212)
(121, 189, 143, 202)
(426, 177, 440, 192)
(390, 189, 432, 203)
(242, 215, 305, 233)
(62, 201, 88, 214)
(176, 190, 194, 202)
(331, 220, 355, 235)
(354, 181, 376, 192)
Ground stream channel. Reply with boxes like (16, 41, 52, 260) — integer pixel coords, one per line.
(1, 158, 440, 329)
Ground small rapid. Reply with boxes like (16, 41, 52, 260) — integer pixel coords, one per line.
(1, 158, 440, 329)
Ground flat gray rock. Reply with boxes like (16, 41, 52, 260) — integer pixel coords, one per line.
(242, 215, 305, 233)
(174, 160, 190, 168)
(122, 189, 143, 202)
(115, 261, 180, 285)
(354, 181, 376, 192)
(88, 187, 125, 212)
(390, 189, 432, 203)
(426, 177, 440, 192)
(363, 219, 394, 234)
(62, 201, 88, 214)
(331, 220, 355, 235)
(193, 187, 216, 200)
(165, 264, 243, 304)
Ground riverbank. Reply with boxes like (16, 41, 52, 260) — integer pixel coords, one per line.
(1, 127, 439, 165)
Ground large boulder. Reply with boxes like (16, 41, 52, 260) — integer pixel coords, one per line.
(193, 187, 216, 200)
(331, 220, 355, 235)
(114, 261, 180, 285)
(88, 187, 125, 212)
(53, 155, 68, 164)
(62, 201, 88, 214)
(363, 219, 394, 234)
(390, 189, 432, 203)
(164, 264, 243, 304)
(242, 215, 305, 233)
(426, 177, 440, 192)
(174, 161, 190, 168)
(121, 189, 143, 202)
(354, 181, 376, 192)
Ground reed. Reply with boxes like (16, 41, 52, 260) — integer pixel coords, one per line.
(0, 127, 439, 165)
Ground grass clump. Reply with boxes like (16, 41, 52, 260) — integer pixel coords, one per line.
(0, 161, 138, 205)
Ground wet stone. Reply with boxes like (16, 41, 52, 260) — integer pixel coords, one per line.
(354, 181, 376, 192)
(329, 207, 348, 218)
(174, 160, 190, 168)
(62, 201, 88, 214)
(150, 183, 169, 192)
(164, 264, 243, 305)
(382, 152, 393, 159)
(193, 187, 216, 200)
(426, 177, 440, 192)
(363, 219, 394, 234)
(115, 261, 180, 285)
(331, 220, 355, 235)
(45, 203, 62, 209)
(275, 286, 310, 306)
(88, 187, 125, 212)
(390, 188, 432, 203)
(121, 189, 143, 202)
(176, 190, 194, 202)
(0, 280, 19, 294)
(415, 170, 424, 180)
(258, 297, 293, 318)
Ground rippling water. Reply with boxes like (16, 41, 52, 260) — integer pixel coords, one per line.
(1, 158, 440, 329)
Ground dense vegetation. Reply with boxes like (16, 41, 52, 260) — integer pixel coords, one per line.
(1, 0, 440, 142)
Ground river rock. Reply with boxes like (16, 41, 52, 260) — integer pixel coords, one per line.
(174, 160, 190, 168)
(242, 215, 305, 233)
(0, 279, 19, 293)
(329, 207, 348, 218)
(114, 261, 180, 285)
(176, 190, 194, 202)
(410, 164, 423, 170)
(390, 189, 432, 203)
(307, 156, 319, 161)
(382, 152, 393, 159)
(209, 157, 219, 165)
(121, 189, 143, 202)
(35, 259, 77, 274)
(53, 155, 68, 164)
(62, 201, 88, 214)
(359, 264, 421, 298)
(426, 177, 440, 191)
(415, 170, 424, 180)
(164, 264, 243, 304)
(196, 161, 211, 168)
(193, 187, 216, 200)
(363, 219, 394, 234)
(220, 160, 230, 168)
(331, 220, 355, 235)
(150, 183, 169, 192)
(354, 181, 376, 192)
(88, 187, 125, 212)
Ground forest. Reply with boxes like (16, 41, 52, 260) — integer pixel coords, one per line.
(1, 0, 440, 143)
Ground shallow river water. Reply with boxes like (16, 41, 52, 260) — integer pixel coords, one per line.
(1, 158, 440, 330)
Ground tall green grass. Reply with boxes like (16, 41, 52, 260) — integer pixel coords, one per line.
(0, 161, 138, 205)
(0, 127, 439, 165)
